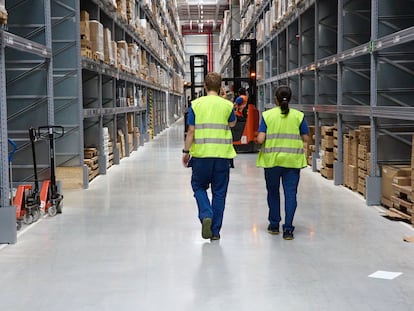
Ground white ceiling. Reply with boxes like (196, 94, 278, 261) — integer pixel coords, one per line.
(175, 0, 230, 34)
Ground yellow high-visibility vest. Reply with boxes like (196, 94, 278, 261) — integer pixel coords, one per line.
(190, 95, 236, 159)
(256, 107, 307, 168)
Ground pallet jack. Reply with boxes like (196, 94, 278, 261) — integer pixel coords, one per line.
(8, 138, 40, 229)
(31, 125, 64, 217)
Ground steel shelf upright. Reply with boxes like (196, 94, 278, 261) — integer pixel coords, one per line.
(1, 0, 54, 243)
(51, 0, 85, 186)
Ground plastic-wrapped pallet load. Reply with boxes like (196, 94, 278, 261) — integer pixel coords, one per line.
(102, 127, 110, 169)
(89, 20, 104, 61)
(103, 28, 115, 66)
(117, 41, 129, 71)
(128, 43, 139, 75)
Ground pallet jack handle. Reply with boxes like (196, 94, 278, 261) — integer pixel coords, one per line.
(36, 125, 64, 197)
(29, 127, 40, 194)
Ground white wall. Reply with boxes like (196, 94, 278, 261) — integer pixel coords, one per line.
(183, 33, 221, 82)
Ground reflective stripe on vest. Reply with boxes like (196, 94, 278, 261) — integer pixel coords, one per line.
(195, 123, 229, 131)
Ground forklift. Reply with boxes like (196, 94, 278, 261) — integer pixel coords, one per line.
(223, 39, 260, 153)
(184, 54, 208, 138)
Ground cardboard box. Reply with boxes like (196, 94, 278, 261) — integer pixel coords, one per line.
(127, 113, 134, 133)
(80, 10, 89, 21)
(393, 176, 411, 187)
(103, 28, 114, 65)
(80, 21, 90, 41)
(381, 165, 411, 200)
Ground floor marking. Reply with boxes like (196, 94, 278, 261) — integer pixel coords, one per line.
(368, 271, 402, 280)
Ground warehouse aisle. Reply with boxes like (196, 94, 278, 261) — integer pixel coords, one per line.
(1, 119, 414, 311)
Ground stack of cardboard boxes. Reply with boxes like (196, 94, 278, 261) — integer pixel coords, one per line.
(80, 12, 92, 58)
(357, 126, 370, 196)
(127, 113, 135, 153)
(320, 126, 336, 179)
(343, 130, 359, 190)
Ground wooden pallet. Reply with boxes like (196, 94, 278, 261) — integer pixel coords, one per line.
(84, 156, 98, 170)
(84, 147, 98, 159)
(81, 48, 92, 59)
(81, 39, 91, 49)
(88, 167, 99, 181)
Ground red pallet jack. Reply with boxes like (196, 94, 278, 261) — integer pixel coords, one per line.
(31, 126, 64, 216)
(8, 138, 40, 229)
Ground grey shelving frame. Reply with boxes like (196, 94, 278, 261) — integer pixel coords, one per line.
(224, 0, 414, 205)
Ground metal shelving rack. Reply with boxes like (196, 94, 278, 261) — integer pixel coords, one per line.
(231, 0, 414, 205)
(0, 0, 185, 243)
(0, 0, 54, 243)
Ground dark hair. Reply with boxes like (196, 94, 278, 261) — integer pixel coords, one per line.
(275, 85, 291, 115)
(238, 87, 247, 95)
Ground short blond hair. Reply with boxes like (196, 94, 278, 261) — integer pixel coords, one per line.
(204, 72, 221, 93)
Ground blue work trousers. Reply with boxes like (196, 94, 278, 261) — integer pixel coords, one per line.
(191, 157, 231, 236)
(264, 166, 300, 232)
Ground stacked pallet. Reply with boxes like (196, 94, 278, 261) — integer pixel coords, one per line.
(390, 173, 412, 222)
(320, 126, 335, 179)
(357, 126, 370, 197)
(84, 147, 99, 181)
(381, 165, 411, 209)
(385, 135, 414, 223)
(344, 130, 359, 190)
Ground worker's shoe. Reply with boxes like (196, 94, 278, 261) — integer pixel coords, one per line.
(267, 225, 280, 235)
(210, 234, 220, 241)
(201, 218, 212, 239)
(283, 230, 294, 240)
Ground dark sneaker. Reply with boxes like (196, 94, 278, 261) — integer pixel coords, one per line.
(201, 218, 212, 239)
(211, 234, 220, 241)
(267, 225, 280, 235)
(283, 230, 294, 240)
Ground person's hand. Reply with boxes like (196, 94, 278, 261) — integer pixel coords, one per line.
(182, 153, 190, 167)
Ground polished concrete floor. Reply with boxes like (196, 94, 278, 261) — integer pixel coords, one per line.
(1, 119, 414, 310)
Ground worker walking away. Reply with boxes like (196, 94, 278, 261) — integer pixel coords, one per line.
(182, 72, 237, 241)
(256, 85, 310, 240)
